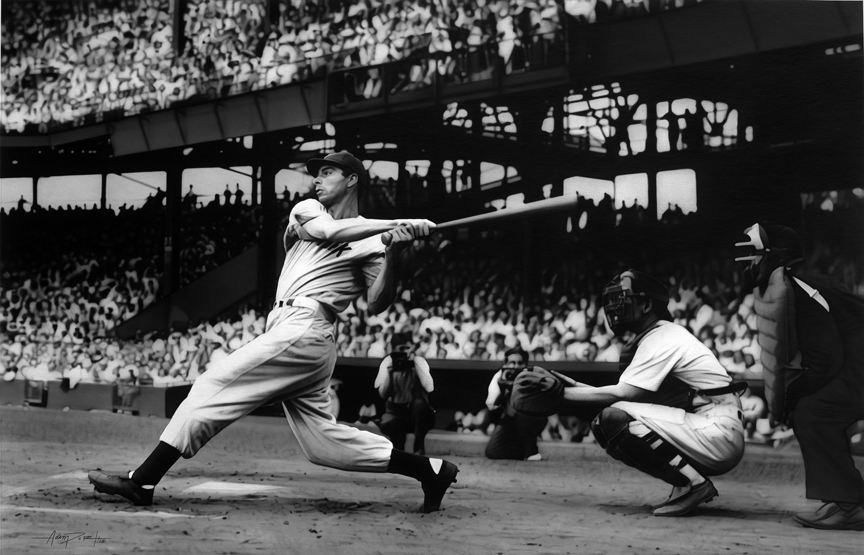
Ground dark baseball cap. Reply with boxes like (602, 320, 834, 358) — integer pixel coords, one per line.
(391, 331, 412, 349)
(306, 151, 367, 190)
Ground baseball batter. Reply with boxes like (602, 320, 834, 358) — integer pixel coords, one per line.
(558, 270, 745, 516)
(88, 151, 459, 513)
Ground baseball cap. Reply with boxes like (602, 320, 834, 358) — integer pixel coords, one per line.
(306, 151, 367, 190)
(390, 331, 412, 349)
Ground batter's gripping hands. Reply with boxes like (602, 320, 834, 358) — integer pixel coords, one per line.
(381, 219, 436, 246)
(509, 367, 567, 418)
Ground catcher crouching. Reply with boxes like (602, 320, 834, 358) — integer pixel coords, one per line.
(511, 270, 746, 516)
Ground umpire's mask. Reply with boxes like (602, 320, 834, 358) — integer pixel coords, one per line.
(735, 223, 804, 293)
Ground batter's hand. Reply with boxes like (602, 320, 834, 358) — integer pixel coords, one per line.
(381, 219, 436, 246)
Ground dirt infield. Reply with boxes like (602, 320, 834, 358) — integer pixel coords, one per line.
(1, 406, 861, 555)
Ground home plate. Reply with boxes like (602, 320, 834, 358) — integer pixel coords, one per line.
(183, 482, 283, 496)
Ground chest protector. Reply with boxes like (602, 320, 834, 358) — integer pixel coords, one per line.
(752, 266, 801, 420)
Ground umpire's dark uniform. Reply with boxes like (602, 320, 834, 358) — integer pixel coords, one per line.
(786, 275, 864, 505)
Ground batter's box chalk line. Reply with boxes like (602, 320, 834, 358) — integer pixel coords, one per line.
(0, 505, 225, 519)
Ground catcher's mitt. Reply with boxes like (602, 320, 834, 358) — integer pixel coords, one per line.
(510, 366, 569, 417)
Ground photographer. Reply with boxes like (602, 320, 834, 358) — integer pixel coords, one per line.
(484, 346, 547, 461)
(375, 332, 436, 455)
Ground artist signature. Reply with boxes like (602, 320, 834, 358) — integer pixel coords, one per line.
(33, 530, 110, 547)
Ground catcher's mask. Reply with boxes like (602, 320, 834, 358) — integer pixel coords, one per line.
(602, 270, 672, 336)
(735, 223, 804, 292)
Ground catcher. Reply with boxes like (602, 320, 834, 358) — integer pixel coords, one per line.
(736, 223, 864, 530)
(511, 270, 745, 516)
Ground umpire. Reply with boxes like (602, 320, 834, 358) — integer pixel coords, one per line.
(484, 346, 547, 461)
(375, 332, 437, 455)
(736, 223, 864, 530)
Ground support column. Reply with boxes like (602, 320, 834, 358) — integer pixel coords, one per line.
(101, 173, 107, 210)
(162, 167, 182, 297)
(258, 162, 280, 308)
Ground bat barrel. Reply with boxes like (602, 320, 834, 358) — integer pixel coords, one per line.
(381, 194, 579, 244)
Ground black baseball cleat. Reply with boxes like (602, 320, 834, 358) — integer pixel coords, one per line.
(420, 460, 459, 513)
(88, 470, 153, 506)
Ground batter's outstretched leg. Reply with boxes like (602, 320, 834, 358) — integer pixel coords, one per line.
(387, 449, 459, 513)
(88, 441, 181, 506)
(285, 390, 459, 512)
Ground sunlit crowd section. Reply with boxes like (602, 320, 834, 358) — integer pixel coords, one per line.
(2, 0, 706, 134)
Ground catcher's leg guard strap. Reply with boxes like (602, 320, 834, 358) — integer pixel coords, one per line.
(591, 407, 691, 487)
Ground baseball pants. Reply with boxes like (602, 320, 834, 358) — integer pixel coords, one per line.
(612, 399, 745, 475)
(160, 306, 393, 471)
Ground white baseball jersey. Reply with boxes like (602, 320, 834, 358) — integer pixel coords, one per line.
(276, 199, 386, 315)
(619, 321, 732, 399)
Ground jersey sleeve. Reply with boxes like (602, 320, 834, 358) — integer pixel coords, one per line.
(374, 356, 392, 389)
(485, 369, 504, 410)
(414, 356, 434, 392)
(284, 199, 327, 250)
(360, 230, 387, 288)
(619, 326, 684, 392)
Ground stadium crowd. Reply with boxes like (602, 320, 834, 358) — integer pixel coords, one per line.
(3, 186, 859, 386)
(2, 0, 705, 134)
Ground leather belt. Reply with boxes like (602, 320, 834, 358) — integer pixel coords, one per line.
(273, 296, 334, 324)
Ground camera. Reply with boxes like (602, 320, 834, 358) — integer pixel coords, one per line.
(390, 350, 413, 373)
(501, 367, 521, 383)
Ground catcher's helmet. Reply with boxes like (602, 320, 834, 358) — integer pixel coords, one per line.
(735, 223, 803, 291)
(602, 270, 673, 335)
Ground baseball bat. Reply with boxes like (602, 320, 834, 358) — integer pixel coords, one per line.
(381, 194, 579, 245)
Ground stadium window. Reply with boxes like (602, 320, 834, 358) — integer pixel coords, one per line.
(0, 178, 33, 212)
(443, 103, 471, 129)
(276, 166, 314, 202)
(298, 139, 336, 151)
(368, 161, 399, 181)
(480, 103, 518, 139)
(613, 173, 648, 210)
(480, 162, 505, 190)
(702, 101, 739, 148)
(107, 172, 167, 212)
(656, 169, 697, 220)
(485, 199, 506, 211)
(183, 167, 255, 207)
(541, 106, 555, 134)
(505, 193, 525, 207)
(442, 160, 470, 193)
(563, 176, 613, 203)
(563, 83, 640, 155)
(38, 175, 101, 210)
(406, 160, 430, 179)
(364, 143, 397, 151)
